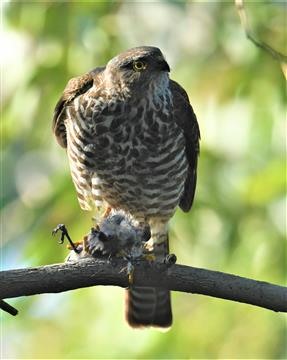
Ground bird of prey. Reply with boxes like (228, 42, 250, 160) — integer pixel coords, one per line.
(52, 46, 200, 329)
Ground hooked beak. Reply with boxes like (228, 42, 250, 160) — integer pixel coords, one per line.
(158, 59, 170, 72)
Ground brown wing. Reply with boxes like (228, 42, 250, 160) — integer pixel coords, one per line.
(52, 67, 105, 148)
(170, 80, 200, 212)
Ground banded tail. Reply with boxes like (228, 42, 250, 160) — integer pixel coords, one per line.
(125, 235, 172, 329)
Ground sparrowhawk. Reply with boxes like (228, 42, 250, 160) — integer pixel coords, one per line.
(52, 46, 200, 329)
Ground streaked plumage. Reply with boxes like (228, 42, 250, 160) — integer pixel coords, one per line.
(53, 46, 200, 328)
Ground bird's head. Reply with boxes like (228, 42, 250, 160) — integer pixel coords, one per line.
(104, 46, 170, 92)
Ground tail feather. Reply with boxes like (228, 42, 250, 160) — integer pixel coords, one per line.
(125, 287, 172, 328)
(125, 234, 172, 329)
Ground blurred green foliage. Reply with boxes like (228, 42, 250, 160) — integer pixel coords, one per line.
(1, 1, 286, 359)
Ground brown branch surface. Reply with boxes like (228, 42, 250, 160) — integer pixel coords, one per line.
(1, 259, 286, 313)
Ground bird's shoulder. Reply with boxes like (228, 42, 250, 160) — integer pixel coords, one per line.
(170, 79, 200, 152)
(170, 80, 196, 126)
(52, 67, 105, 148)
(170, 79, 200, 212)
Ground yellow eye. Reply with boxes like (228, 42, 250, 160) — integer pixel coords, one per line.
(133, 61, 146, 71)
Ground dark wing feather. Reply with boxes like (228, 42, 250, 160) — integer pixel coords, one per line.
(52, 67, 105, 148)
(170, 80, 200, 212)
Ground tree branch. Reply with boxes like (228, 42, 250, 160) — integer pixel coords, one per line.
(1, 258, 286, 313)
(0, 300, 18, 316)
(235, 0, 287, 78)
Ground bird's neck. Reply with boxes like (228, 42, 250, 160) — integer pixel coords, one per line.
(147, 73, 171, 104)
(103, 71, 132, 100)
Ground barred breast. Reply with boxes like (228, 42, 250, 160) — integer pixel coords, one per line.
(64, 83, 188, 223)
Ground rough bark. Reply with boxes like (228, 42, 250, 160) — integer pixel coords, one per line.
(1, 258, 286, 314)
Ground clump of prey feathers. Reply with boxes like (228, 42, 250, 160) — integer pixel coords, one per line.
(66, 211, 150, 263)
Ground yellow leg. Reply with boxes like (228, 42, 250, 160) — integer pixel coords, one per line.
(103, 206, 112, 218)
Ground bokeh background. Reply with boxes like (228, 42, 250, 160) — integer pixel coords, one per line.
(1, 1, 286, 359)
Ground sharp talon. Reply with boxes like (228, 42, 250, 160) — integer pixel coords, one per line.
(164, 253, 177, 266)
(52, 224, 67, 244)
(52, 224, 80, 254)
(52, 223, 65, 236)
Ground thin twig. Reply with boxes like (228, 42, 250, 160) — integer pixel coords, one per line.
(0, 300, 18, 316)
(235, 0, 287, 73)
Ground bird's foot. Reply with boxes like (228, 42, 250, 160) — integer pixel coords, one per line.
(52, 224, 80, 254)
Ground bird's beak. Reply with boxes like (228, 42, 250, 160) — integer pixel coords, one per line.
(158, 59, 170, 72)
